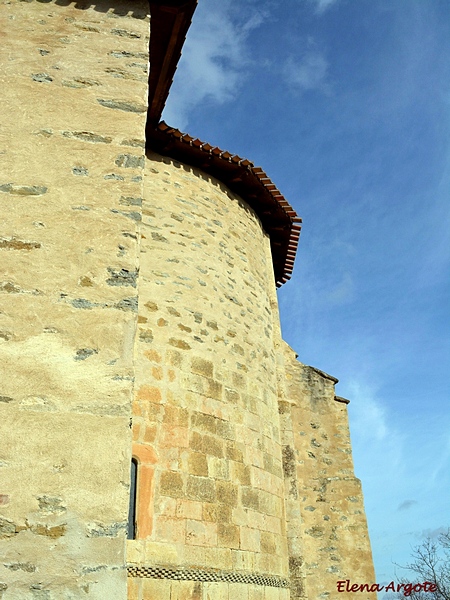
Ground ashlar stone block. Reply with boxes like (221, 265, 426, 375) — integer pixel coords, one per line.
(202, 582, 229, 600)
(141, 578, 171, 600)
(228, 582, 249, 600)
(170, 580, 202, 600)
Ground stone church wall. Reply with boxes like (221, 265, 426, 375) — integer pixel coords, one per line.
(0, 1, 149, 597)
(127, 153, 291, 599)
(282, 346, 376, 600)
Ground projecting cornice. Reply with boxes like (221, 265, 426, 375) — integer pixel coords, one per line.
(147, 123, 302, 287)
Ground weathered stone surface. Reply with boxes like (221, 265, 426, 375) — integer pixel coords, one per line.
(97, 99, 147, 113)
(282, 345, 377, 599)
(0, 238, 41, 250)
(115, 153, 145, 168)
(74, 347, 98, 361)
(106, 267, 138, 288)
(0, 184, 47, 196)
(31, 73, 53, 83)
(61, 130, 112, 144)
(1, 0, 149, 596)
(160, 471, 184, 498)
(125, 154, 291, 597)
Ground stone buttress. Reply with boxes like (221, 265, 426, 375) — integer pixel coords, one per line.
(281, 346, 377, 600)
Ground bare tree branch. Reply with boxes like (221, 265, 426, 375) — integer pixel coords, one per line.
(392, 530, 450, 600)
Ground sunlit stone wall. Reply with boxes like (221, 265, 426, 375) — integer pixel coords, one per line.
(0, 1, 149, 597)
(282, 345, 377, 600)
(127, 153, 290, 600)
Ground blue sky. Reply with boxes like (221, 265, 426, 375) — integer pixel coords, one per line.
(163, 0, 450, 593)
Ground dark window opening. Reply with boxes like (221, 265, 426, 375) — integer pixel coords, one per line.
(127, 458, 138, 539)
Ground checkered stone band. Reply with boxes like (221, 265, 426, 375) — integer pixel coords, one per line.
(127, 565, 289, 588)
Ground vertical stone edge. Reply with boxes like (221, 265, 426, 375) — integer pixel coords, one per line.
(281, 344, 377, 600)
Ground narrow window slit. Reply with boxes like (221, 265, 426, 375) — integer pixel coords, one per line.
(127, 457, 138, 540)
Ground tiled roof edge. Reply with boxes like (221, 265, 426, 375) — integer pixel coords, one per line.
(149, 122, 302, 286)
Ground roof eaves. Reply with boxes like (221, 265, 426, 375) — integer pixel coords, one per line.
(147, 1, 198, 127)
(147, 122, 302, 287)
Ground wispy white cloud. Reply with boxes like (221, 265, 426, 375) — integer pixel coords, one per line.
(162, 0, 271, 129)
(344, 377, 450, 582)
(325, 271, 354, 305)
(347, 380, 391, 444)
(283, 50, 330, 94)
(309, 0, 339, 15)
